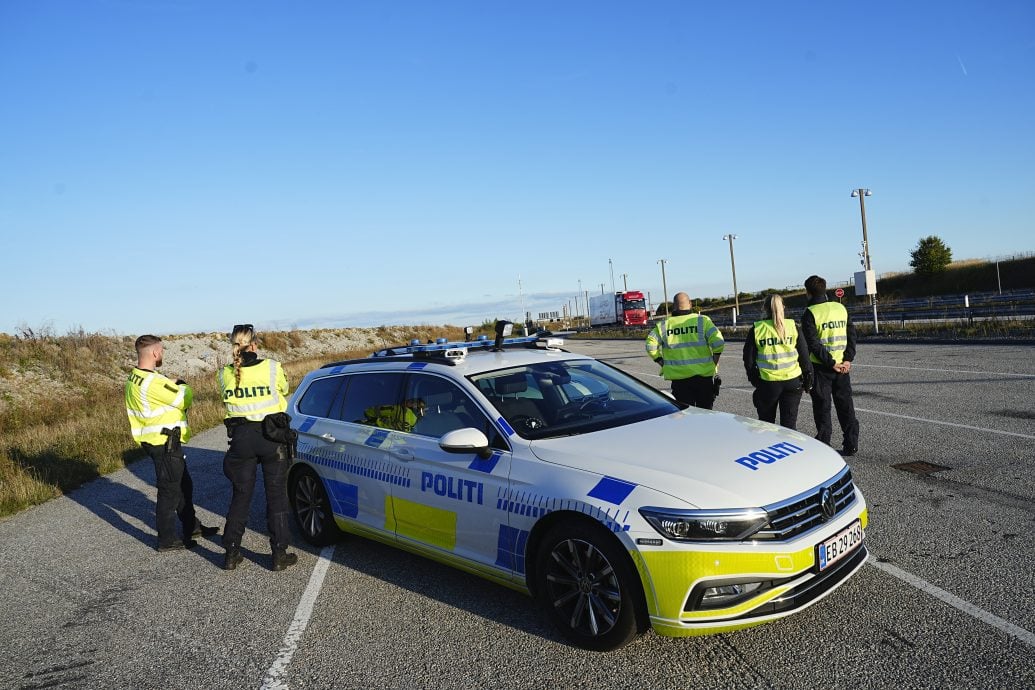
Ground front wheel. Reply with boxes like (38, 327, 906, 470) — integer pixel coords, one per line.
(288, 466, 343, 546)
(535, 520, 645, 651)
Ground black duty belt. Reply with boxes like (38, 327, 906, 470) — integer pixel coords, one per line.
(224, 417, 260, 429)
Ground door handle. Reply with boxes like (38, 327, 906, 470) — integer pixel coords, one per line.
(319, 433, 336, 443)
(392, 448, 414, 462)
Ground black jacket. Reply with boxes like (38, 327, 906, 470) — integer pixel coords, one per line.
(801, 295, 857, 371)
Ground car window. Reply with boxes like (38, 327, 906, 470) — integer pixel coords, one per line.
(338, 372, 409, 431)
(296, 374, 346, 418)
(404, 374, 489, 439)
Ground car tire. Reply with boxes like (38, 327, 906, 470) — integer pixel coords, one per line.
(534, 520, 645, 651)
(289, 466, 342, 546)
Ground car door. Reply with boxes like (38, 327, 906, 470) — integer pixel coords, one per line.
(295, 370, 406, 539)
(386, 372, 515, 578)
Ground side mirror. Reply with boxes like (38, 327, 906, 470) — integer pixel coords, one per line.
(439, 428, 493, 459)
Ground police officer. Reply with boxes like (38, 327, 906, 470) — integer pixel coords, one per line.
(802, 275, 860, 456)
(743, 294, 813, 430)
(645, 292, 724, 409)
(125, 335, 218, 551)
(218, 324, 297, 571)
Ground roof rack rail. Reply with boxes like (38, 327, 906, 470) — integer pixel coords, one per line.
(319, 334, 566, 369)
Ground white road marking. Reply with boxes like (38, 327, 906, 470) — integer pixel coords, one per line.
(868, 558, 1035, 648)
(260, 545, 336, 690)
(854, 408, 1035, 440)
(854, 363, 1035, 379)
(710, 382, 1035, 440)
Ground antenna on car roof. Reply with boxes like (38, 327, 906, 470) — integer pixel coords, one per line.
(493, 320, 513, 351)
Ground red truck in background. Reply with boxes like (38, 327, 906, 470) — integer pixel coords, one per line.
(589, 290, 649, 327)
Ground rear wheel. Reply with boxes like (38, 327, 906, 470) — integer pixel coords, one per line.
(288, 466, 342, 546)
(535, 520, 645, 651)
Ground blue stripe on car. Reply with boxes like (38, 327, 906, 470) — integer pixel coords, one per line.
(587, 476, 637, 505)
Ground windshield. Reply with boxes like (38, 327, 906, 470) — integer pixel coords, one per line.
(622, 298, 647, 311)
(470, 359, 678, 439)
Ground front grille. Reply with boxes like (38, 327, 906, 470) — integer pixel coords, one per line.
(755, 467, 856, 541)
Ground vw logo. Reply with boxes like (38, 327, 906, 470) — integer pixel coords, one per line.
(820, 488, 836, 520)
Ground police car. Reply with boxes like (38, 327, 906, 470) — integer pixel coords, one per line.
(286, 325, 867, 651)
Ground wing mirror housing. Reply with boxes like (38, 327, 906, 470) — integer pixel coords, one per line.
(439, 428, 493, 459)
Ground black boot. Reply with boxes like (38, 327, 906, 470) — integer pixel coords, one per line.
(193, 523, 220, 538)
(224, 547, 243, 571)
(272, 549, 297, 571)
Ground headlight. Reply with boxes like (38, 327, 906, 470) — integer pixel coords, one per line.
(638, 507, 769, 542)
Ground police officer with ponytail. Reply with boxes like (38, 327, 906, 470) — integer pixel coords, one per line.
(743, 294, 813, 430)
(218, 324, 297, 571)
(802, 275, 860, 456)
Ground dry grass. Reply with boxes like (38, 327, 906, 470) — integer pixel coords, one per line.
(0, 327, 465, 518)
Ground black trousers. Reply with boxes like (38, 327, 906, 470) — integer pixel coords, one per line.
(810, 369, 860, 449)
(671, 376, 715, 409)
(752, 377, 804, 430)
(222, 422, 292, 552)
(142, 442, 198, 548)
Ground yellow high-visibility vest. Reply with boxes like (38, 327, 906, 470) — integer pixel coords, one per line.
(125, 367, 193, 446)
(218, 359, 289, 421)
(645, 313, 725, 380)
(807, 301, 849, 365)
(754, 320, 802, 382)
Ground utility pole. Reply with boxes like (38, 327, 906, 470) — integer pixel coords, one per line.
(576, 279, 582, 322)
(851, 188, 879, 333)
(518, 275, 524, 328)
(621, 273, 628, 291)
(657, 259, 669, 316)
(722, 234, 739, 322)
(609, 258, 615, 293)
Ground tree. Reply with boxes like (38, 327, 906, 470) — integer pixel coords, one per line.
(909, 235, 953, 275)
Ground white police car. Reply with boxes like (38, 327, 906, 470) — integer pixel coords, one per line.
(286, 327, 867, 651)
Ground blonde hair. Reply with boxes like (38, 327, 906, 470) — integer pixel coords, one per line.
(763, 294, 787, 340)
(230, 325, 256, 387)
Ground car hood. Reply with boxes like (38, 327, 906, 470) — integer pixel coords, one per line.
(527, 408, 848, 509)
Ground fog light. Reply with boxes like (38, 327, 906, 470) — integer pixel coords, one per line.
(700, 582, 763, 607)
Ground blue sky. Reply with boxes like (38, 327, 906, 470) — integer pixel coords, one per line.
(2, 1, 1032, 335)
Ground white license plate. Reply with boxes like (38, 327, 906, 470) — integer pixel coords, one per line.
(817, 520, 863, 571)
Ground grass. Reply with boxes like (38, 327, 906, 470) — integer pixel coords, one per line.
(0, 326, 470, 518)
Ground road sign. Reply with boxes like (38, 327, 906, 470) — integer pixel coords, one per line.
(835, 288, 845, 299)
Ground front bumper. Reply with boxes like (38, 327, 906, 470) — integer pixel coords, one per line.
(632, 506, 869, 638)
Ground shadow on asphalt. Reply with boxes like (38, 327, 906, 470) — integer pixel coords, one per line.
(65, 470, 158, 550)
(107, 445, 290, 570)
(321, 532, 567, 646)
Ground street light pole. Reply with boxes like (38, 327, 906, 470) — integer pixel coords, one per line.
(851, 188, 879, 333)
(657, 259, 669, 316)
(722, 234, 739, 323)
(609, 258, 615, 294)
(577, 279, 582, 321)
(621, 273, 628, 291)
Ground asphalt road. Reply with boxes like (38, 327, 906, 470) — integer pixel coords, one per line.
(2, 341, 1033, 689)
